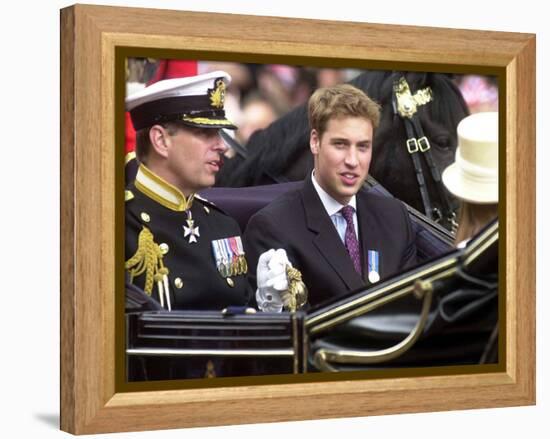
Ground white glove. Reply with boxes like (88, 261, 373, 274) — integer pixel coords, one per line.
(256, 249, 292, 312)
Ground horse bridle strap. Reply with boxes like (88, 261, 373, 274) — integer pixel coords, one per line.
(403, 116, 455, 224)
(392, 75, 456, 227)
(402, 117, 435, 220)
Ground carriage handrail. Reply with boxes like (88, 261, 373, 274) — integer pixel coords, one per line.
(312, 281, 433, 370)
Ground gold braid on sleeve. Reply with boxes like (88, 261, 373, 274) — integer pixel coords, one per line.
(284, 266, 308, 312)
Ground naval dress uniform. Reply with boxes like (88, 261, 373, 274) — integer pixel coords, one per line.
(124, 70, 253, 313)
(125, 164, 251, 310)
(124, 71, 257, 380)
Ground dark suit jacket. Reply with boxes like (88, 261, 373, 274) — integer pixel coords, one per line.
(244, 176, 417, 307)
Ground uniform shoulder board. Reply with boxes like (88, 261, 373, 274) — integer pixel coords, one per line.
(125, 190, 135, 202)
(194, 194, 215, 205)
(194, 194, 229, 215)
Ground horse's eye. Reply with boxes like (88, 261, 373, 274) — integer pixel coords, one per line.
(432, 135, 452, 149)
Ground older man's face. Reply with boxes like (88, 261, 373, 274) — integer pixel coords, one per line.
(310, 116, 373, 205)
(164, 126, 228, 194)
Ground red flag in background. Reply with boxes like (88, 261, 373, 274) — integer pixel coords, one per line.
(124, 111, 136, 156)
(147, 59, 198, 86)
(125, 60, 198, 181)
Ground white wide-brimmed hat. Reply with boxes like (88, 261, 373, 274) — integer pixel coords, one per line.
(442, 111, 499, 204)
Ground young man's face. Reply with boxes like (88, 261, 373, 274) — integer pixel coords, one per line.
(164, 126, 227, 194)
(310, 116, 373, 205)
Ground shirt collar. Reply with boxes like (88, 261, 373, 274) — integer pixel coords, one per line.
(311, 171, 357, 216)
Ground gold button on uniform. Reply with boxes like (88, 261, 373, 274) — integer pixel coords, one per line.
(140, 212, 150, 223)
(174, 277, 184, 289)
(159, 243, 169, 254)
(226, 278, 234, 287)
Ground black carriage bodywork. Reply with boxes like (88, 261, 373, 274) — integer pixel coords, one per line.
(306, 219, 498, 372)
(125, 182, 498, 381)
(126, 310, 307, 380)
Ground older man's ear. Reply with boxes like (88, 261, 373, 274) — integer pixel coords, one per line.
(148, 125, 170, 159)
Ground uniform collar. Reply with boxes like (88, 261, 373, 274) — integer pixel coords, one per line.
(135, 163, 194, 212)
(311, 171, 357, 216)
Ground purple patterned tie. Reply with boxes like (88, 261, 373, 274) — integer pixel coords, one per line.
(340, 205, 362, 275)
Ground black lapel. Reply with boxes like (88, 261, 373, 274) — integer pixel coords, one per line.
(301, 177, 365, 291)
(357, 188, 383, 284)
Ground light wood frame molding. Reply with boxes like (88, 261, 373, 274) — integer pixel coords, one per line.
(60, 4, 535, 434)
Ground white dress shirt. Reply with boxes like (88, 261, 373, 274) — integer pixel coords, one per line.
(311, 171, 359, 242)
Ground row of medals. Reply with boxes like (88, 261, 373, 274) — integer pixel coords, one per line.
(218, 254, 248, 278)
(182, 207, 248, 280)
(211, 237, 248, 279)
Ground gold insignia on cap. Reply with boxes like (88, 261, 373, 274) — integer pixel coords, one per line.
(226, 277, 235, 287)
(159, 243, 169, 254)
(204, 206, 210, 214)
(140, 212, 151, 223)
(174, 277, 183, 289)
(125, 190, 134, 202)
(209, 78, 226, 109)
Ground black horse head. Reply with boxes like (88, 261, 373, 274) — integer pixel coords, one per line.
(216, 70, 469, 230)
(356, 71, 469, 228)
(216, 102, 311, 187)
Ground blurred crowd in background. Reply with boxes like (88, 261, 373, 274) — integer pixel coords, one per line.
(126, 59, 499, 158)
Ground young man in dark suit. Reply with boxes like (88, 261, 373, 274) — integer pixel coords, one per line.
(244, 84, 417, 311)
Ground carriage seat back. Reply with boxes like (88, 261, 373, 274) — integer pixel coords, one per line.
(200, 181, 452, 262)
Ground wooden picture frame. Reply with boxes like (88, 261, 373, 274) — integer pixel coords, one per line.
(60, 4, 535, 434)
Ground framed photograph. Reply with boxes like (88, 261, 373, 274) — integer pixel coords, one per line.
(60, 4, 535, 434)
